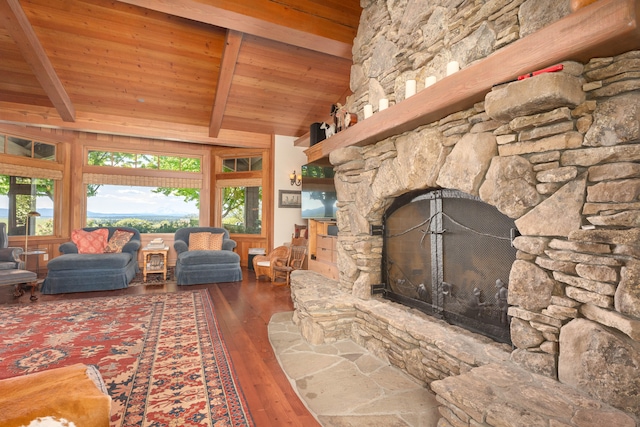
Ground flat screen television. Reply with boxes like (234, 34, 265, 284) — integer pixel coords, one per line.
(301, 161, 337, 219)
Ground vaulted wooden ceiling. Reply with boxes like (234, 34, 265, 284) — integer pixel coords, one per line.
(0, 0, 361, 147)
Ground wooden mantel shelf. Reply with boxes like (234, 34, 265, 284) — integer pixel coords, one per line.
(305, 0, 640, 163)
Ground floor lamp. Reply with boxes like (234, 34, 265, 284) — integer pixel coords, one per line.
(24, 211, 41, 267)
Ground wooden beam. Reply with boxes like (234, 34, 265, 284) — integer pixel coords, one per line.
(0, 103, 270, 148)
(115, 0, 353, 59)
(210, 30, 243, 138)
(308, 0, 640, 162)
(0, 0, 75, 122)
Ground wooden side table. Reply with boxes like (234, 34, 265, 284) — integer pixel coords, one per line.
(142, 246, 169, 282)
(22, 249, 47, 278)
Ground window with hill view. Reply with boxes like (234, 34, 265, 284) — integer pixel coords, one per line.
(86, 185, 200, 233)
(85, 150, 201, 233)
(0, 134, 57, 237)
(0, 175, 55, 237)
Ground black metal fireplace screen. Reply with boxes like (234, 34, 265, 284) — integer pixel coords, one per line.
(381, 189, 517, 344)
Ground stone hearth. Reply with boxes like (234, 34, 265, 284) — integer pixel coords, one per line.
(291, 1, 640, 425)
(290, 271, 635, 426)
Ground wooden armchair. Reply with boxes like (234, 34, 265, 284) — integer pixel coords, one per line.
(273, 242, 307, 286)
(253, 246, 289, 281)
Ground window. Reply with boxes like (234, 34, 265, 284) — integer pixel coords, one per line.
(84, 148, 204, 233)
(221, 186, 262, 234)
(223, 157, 262, 172)
(1, 135, 56, 161)
(215, 151, 265, 236)
(0, 175, 55, 237)
(86, 185, 199, 233)
(88, 150, 201, 172)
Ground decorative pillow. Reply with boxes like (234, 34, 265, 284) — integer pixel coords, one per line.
(104, 229, 134, 253)
(209, 233, 223, 250)
(189, 232, 211, 250)
(71, 229, 109, 254)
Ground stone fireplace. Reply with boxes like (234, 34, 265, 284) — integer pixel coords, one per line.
(381, 188, 517, 344)
(291, 0, 640, 425)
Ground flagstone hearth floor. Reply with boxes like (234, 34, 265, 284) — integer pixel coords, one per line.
(268, 311, 439, 427)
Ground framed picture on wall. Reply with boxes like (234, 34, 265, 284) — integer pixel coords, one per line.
(279, 190, 301, 208)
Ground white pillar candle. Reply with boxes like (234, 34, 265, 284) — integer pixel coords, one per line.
(446, 61, 460, 76)
(363, 104, 373, 119)
(379, 98, 389, 111)
(425, 75, 437, 88)
(405, 79, 416, 98)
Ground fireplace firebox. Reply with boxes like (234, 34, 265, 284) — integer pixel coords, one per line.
(381, 189, 518, 344)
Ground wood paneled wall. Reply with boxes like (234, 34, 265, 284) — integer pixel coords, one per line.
(1, 124, 274, 272)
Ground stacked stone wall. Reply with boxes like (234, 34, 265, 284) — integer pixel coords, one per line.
(348, 0, 570, 117)
(330, 46, 640, 421)
(290, 270, 511, 385)
(350, 298, 511, 384)
(313, 0, 640, 422)
(290, 270, 636, 426)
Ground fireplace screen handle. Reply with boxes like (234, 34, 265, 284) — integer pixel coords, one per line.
(424, 228, 446, 235)
(441, 282, 452, 296)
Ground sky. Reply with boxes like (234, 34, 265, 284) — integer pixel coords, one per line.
(87, 185, 199, 215)
(1, 185, 199, 216)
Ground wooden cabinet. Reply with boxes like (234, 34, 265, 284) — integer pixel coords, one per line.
(316, 235, 336, 263)
(308, 219, 338, 279)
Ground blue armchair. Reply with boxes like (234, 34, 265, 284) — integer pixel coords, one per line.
(0, 223, 24, 271)
(174, 227, 242, 285)
(0, 223, 39, 300)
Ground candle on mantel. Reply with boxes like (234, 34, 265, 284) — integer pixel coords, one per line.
(425, 75, 437, 88)
(405, 79, 416, 98)
(379, 98, 389, 111)
(446, 61, 460, 76)
(363, 104, 373, 119)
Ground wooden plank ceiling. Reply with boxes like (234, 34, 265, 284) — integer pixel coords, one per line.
(0, 0, 361, 147)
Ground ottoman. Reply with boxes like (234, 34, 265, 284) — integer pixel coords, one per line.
(0, 363, 111, 427)
(0, 269, 38, 300)
(175, 250, 242, 285)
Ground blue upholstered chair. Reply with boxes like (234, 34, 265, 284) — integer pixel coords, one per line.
(0, 222, 39, 299)
(173, 227, 242, 285)
(0, 223, 24, 271)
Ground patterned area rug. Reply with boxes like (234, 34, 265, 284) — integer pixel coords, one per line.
(130, 266, 177, 286)
(0, 290, 254, 427)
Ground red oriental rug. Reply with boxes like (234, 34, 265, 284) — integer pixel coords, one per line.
(0, 290, 254, 427)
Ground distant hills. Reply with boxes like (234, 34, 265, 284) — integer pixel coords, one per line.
(0, 208, 54, 218)
(0, 208, 194, 219)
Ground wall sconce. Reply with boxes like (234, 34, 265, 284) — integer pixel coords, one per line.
(289, 170, 302, 186)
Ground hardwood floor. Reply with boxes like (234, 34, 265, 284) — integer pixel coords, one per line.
(1, 268, 320, 427)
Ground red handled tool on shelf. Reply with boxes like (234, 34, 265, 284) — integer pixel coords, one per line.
(493, 64, 564, 87)
(517, 64, 564, 80)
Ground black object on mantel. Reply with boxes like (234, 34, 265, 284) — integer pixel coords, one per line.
(310, 122, 326, 146)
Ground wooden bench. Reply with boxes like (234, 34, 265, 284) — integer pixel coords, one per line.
(0, 269, 38, 301)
